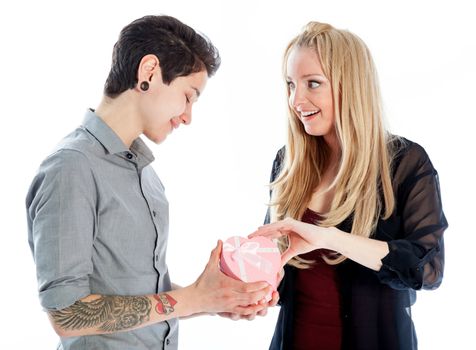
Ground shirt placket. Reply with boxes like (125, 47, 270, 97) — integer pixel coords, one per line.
(125, 151, 174, 349)
(129, 153, 164, 287)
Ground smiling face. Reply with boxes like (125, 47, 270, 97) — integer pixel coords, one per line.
(285, 47, 335, 139)
(138, 63, 208, 144)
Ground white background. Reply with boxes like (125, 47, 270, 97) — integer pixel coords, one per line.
(1, 0, 474, 349)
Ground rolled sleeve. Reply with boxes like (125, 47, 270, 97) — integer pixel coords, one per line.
(27, 149, 96, 310)
(376, 143, 447, 290)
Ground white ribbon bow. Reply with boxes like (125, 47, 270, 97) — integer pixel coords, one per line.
(223, 237, 279, 282)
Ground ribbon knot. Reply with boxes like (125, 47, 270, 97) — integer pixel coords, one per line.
(223, 237, 278, 282)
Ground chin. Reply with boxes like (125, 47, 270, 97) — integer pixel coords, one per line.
(145, 132, 167, 145)
(304, 128, 323, 136)
(154, 136, 168, 144)
(304, 125, 332, 137)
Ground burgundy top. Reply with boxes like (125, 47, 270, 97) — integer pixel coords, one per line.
(292, 208, 342, 350)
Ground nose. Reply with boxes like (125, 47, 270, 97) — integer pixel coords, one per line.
(290, 86, 306, 111)
(181, 111, 191, 125)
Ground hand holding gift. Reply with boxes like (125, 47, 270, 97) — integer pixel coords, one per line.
(191, 240, 274, 318)
(220, 236, 281, 302)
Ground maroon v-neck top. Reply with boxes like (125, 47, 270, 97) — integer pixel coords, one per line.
(292, 208, 342, 350)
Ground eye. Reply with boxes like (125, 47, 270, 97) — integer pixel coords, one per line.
(308, 80, 321, 89)
(185, 95, 191, 103)
(286, 81, 295, 90)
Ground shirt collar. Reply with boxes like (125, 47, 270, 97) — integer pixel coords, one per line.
(81, 109, 155, 166)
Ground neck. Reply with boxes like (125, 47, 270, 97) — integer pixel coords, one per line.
(324, 131, 341, 166)
(95, 92, 142, 148)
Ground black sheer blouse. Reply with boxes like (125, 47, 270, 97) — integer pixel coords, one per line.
(267, 137, 447, 350)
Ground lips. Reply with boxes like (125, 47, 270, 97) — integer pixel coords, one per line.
(170, 120, 180, 129)
(299, 109, 321, 119)
(300, 110, 321, 122)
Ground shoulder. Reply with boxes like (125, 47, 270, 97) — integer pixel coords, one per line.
(54, 127, 103, 156)
(27, 148, 95, 208)
(273, 146, 285, 164)
(269, 146, 286, 180)
(36, 138, 95, 185)
(41, 147, 91, 173)
(29, 150, 93, 198)
(389, 135, 437, 186)
(39, 126, 105, 172)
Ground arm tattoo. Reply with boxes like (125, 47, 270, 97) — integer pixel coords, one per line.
(49, 295, 151, 332)
(153, 294, 177, 315)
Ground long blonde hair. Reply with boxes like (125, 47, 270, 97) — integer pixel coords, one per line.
(270, 22, 396, 267)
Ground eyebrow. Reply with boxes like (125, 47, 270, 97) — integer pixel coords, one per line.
(286, 73, 326, 80)
(192, 87, 201, 99)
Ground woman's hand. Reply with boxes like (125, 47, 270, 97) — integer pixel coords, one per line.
(190, 240, 273, 317)
(250, 218, 390, 271)
(249, 218, 336, 266)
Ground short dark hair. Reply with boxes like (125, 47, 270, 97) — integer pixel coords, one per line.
(104, 15, 221, 98)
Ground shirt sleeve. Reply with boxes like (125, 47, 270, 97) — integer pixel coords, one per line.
(376, 142, 448, 290)
(264, 148, 287, 305)
(264, 147, 285, 225)
(26, 149, 97, 310)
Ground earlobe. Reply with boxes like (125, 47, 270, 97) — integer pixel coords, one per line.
(140, 81, 149, 91)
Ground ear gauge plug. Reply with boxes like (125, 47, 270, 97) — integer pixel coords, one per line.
(140, 81, 149, 91)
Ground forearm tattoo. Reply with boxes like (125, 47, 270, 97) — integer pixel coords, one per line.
(49, 295, 151, 332)
(153, 294, 177, 315)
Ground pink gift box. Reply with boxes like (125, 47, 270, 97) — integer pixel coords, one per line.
(220, 236, 281, 301)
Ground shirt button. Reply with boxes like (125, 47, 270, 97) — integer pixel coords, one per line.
(166, 339, 170, 345)
(153, 210, 157, 217)
(126, 153, 133, 159)
(155, 255, 159, 262)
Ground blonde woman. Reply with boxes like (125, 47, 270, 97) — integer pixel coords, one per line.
(251, 22, 447, 350)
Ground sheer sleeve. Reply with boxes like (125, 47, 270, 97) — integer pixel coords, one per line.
(376, 141, 448, 290)
(264, 147, 285, 225)
(264, 147, 289, 304)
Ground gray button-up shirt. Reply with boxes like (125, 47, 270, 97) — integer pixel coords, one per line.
(26, 109, 178, 350)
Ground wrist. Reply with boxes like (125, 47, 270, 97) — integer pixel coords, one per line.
(155, 285, 200, 319)
(181, 283, 204, 316)
(322, 226, 343, 252)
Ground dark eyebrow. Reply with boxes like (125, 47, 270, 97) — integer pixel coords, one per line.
(192, 87, 201, 99)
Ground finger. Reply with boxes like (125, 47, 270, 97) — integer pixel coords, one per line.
(211, 240, 223, 263)
(257, 220, 296, 232)
(281, 249, 294, 267)
(245, 313, 256, 321)
(234, 302, 267, 316)
(231, 279, 269, 293)
(257, 308, 268, 317)
(248, 229, 285, 240)
(242, 285, 273, 305)
(277, 268, 285, 284)
(218, 312, 241, 321)
(230, 284, 272, 306)
(269, 291, 280, 307)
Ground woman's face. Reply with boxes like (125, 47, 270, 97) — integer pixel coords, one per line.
(286, 47, 335, 138)
(140, 69, 208, 144)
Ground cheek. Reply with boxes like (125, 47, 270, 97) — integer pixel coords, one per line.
(167, 95, 187, 116)
(321, 93, 334, 117)
(153, 95, 182, 121)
